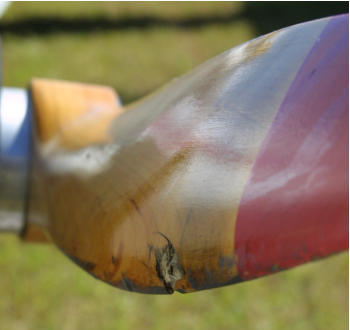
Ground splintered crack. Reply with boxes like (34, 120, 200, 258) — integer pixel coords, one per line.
(154, 232, 185, 294)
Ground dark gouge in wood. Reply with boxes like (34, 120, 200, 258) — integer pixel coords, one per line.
(0, 15, 348, 294)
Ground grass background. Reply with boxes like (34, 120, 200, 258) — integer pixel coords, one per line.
(0, 2, 348, 330)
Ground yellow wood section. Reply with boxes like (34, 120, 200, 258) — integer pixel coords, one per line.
(22, 145, 52, 244)
(24, 79, 123, 244)
(26, 78, 244, 293)
(26, 77, 240, 292)
(37, 140, 240, 293)
(30, 78, 123, 150)
(21, 223, 50, 243)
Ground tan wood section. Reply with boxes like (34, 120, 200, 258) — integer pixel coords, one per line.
(25, 78, 240, 294)
(30, 78, 123, 150)
(23, 79, 122, 243)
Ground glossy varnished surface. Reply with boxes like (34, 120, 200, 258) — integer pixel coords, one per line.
(235, 15, 349, 279)
(26, 16, 348, 294)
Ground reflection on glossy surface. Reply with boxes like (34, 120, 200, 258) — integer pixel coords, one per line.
(0, 88, 30, 232)
(26, 15, 348, 293)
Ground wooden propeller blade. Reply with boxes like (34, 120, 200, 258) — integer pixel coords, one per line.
(25, 14, 348, 294)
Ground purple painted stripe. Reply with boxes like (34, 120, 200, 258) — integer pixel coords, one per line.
(234, 14, 349, 279)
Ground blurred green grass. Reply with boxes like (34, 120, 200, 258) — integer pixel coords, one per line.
(2, 2, 244, 20)
(0, 2, 348, 330)
(2, 20, 254, 103)
(0, 234, 348, 330)
(2, 2, 252, 103)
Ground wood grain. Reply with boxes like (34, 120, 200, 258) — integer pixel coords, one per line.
(22, 16, 344, 294)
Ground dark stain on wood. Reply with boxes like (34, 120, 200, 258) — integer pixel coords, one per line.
(129, 198, 142, 215)
(187, 268, 199, 291)
(154, 232, 185, 294)
(218, 253, 236, 270)
(67, 254, 96, 272)
(147, 244, 154, 260)
(112, 243, 124, 268)
(179, 208, 193, 248)
(104, 243, 124, 280)
(204, 266, 216, 285)
(122, 273, 135, 292)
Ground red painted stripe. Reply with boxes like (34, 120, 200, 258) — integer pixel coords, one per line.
(234, 15, 349, 280)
